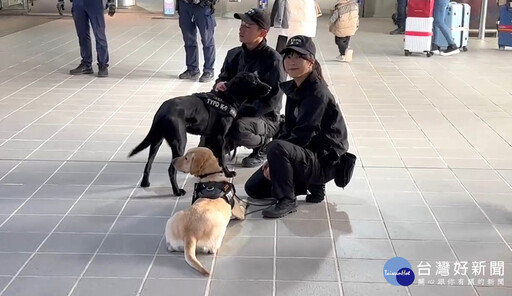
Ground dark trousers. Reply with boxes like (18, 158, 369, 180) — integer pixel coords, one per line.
(335, 36, 351, 55)
(397, 0, 407, 29)
(244, 140, 336, 201)
(72, 2, 109, 67)
(228, 117, 280, 149)
(276, 35, 288, 53)
(178, 1, 216, 73)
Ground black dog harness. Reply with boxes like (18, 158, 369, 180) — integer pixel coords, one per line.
(195, 92, 237, 118)
(191, 181, 236, 209)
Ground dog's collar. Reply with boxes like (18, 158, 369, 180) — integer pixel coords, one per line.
(191, 181, 236, 209)
(197, 170, 223, 179)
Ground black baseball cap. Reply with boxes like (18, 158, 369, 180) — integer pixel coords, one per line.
(280, 35, 317, 57)
(234, 8, 271, 31)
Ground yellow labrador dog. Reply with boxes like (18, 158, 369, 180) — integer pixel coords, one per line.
(166, 147, 245, 276)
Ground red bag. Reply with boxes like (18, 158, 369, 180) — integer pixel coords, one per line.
(407, 0, 435, 18)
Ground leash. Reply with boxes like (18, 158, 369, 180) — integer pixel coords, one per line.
(234, 194, 277, 215)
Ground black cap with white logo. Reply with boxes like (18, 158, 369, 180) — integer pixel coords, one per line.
(280, 35, 317, 57)
(234, 8, 271, 31)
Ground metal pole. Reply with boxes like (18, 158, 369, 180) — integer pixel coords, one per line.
(478, 0, 489, 40)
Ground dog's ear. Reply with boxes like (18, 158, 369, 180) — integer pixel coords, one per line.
(189, 152, 207, 176)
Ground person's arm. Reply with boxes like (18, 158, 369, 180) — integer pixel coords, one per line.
(283, 95, 327, 147)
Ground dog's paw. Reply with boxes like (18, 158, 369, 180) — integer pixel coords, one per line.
(140, 179, 150, 188)
(174, 188, 186, 196)
(225, 171, 237, 178)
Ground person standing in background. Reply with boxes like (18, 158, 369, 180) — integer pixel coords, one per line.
(390, 0, 407, 35)
(270, 0, 318, 53)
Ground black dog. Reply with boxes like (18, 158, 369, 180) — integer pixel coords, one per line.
(129, 72, 272, 196)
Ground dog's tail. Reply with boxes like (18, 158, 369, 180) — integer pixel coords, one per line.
(184, 237, 210, 276)
(128, 124, 159, 157)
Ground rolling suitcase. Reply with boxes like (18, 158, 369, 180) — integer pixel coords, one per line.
(433, 2, 470, 51)
(404, 0, 435, 57)
(498, 2, 512, 49)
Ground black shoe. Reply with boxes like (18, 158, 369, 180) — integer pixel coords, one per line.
(305, 184, 325, 203)
(69, 63, 93, 75)
(262, 199, 297, 218)
(242, 148, 266, 168)
(389, 27, 405, 35)
(431, 44, 441, 55)
(97, 65, 108, 77)
(440, 45, 460, 56)
(178, 70, 200, 80)
(199, 72, 214, 83)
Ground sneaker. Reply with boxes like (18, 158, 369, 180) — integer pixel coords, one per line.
(242, 148, 265, 168)
(389, 27, 405, 35)
(69, 63, 93, 75)
(199, 72, 214, 83)
(178, 70, 200, 80)
(97, 64, 108, 77)
(335, 55, 346, 62)
(440, 45, 460, 56)
(431, 44, 441, 55)
(262, 199, 297, 218)
(345, 49, 353, 62)
(305, 184, 325, 203)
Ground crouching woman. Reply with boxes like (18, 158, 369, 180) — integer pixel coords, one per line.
(244, 35, 349, 218)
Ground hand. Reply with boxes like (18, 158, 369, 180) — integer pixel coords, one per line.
(262, 161, 271, 180)
(106, 0, 116, 17)
(214, 81, 227, 92)
(57, 0, 65, 15)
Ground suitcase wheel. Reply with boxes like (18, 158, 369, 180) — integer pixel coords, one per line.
(426, 52, 432, 57)
(404, 50, 412, 56)
(499, 46, 505, 51)
(463, 46, 468, 52)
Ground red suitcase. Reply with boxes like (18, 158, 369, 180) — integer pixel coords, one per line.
(407, 0, 435, 18)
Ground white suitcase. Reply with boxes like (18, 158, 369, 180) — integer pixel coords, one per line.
(404, 17, 434, 57)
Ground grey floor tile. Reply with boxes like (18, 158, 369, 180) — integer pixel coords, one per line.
(218, 236, 274, 257)
(20, 253, 92, 276)
(0, 215, 7, 225)
(409, 285, 477, 296)
(277, 219, 331, 237)
(71, 278, 142, 296)
(98, 234, 161, 254)
(422, 192, 475, 206)
(496, 224, 512, 243)
(0, 253, 31, 276)
(68, 200, 125, 216)
(47, 172, 99, 185)
(281, 202, 328, 220)
(440, 223, 503, 242)
(329, 204, 382, 221)
(277, 237, 333, 258)
(93, 173, 141, 186)
(335, 238, 394, 259)
(1, 276, 77, 296)
(213, 257, 273, 280)
(431, 206, 489, 223)
(148, 255, 213, 279)
(0, 232, 46, 252)
(17, 199, 75, 215)
(380, 205, 434, 222)
(276, 258, 338, 281)
(342, 282, 409, 296)
(0, 214, 62, 233)
(58, 162, 105, 173)
(110, 217, 167, 234)
(209, 280, 272, 296)
(0, 184, 39, 198)
(385, 222, 445, 241)
(81, 185, 134, 200)
(338, 259, 387, 283)
(0, 276, 12, 292)
(451, 242, 512, 263)
(0, 199, 25, 214)
(84, 254, 154, 277)
(475, 287, 512, 296)
(39, 233, 105, 253)
(56, 215, 117, 233)
(140, 279, 207, 296)
(276, 280, 340, 296)
(120, 200, 174, 217)
(0, 172, 53, 185)
(225, 219, 276, 237)
(481, 208, 512, 224)
(331, 220, 388, 239)
(392, 240, 456, 261)
(32, 185, 87, 199)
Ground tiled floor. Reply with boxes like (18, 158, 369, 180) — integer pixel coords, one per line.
(0, 11, 511, 296)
